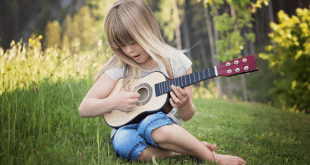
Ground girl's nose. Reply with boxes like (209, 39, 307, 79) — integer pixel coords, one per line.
(126, 45, 134, 53)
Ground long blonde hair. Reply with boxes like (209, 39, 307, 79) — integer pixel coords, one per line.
(95, 0, 178, 91)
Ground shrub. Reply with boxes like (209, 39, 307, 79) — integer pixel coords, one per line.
(259, 8, 310, 114)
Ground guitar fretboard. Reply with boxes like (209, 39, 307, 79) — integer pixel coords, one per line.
(155, 66, 217, 97)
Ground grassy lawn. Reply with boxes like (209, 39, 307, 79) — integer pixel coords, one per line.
(1, 77, 309, 164)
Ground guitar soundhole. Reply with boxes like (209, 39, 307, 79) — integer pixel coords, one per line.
(134, 83, 152, 106)
(138, 88, 148, 102)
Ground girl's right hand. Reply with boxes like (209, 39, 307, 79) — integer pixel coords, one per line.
(114, 91, 140, 112)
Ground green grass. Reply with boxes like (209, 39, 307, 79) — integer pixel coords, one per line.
(1, 77, 309, 165)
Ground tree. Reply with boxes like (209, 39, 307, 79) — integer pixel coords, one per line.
(182, 0, 192, 59)
(199, 0, 268, 101)
(72, 13, 82, 49)
(155, 0, 184, 49)
(80, 5, 95, 49)
(259, 8, 310, 113)
(84, 0, 115, 45)
(44, 20, 61, 49)
(199, 0, 224, 99)
(64, 15, 73, 45)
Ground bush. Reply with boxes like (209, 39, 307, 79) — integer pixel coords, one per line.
(0, 35, 112, 95)
(259, 8, 310, 114)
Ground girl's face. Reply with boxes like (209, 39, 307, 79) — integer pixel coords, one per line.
(120, 43, 153, 68)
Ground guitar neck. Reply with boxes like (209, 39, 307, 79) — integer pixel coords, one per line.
(155, 66, 218, 97)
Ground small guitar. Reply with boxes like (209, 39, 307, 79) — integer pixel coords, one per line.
(104, 55, 258, 128)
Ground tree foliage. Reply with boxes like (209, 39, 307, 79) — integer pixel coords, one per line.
(44, 21, 61, 49)
(203, 0, 268, 62)
(154, 0, 184, 43)
(45, 5, 99, 52)
(80, 5, 96, 49)
(259, 8, 310, 113)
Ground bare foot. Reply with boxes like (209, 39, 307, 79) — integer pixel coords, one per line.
(215, 153, 246, 165)
(171, 141, 217, 158)
(201, 141, 217, 151)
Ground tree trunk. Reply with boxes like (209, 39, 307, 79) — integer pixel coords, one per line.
(260, 6, 267, 42)
(254, 10, 262, 44)
(268, 0, 275, 33)
(211, 3, 223, 99)
(241, 28, 249, 102)
(224, 4, 238, 100)
(248, 27, 255, 55)
(183, 0, 192, 59)
(268, 0, 277, 49)
(173, 0, 182, 50)
(298, 0, 302, 7)
(202, 0, 223, 99)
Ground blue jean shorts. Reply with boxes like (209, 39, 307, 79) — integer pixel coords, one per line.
(111, 111, 176, 160)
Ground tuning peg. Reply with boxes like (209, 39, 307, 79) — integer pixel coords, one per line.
(226, 62, 231, 66)
(227, 69, 232, 74)
(244, 66, 249, 70)
(242, 58, 247, 62)
(235, 68, 240, 72)
(234, 60, 239, 64)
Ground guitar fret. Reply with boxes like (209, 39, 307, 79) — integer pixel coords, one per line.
(203, 69, 205, 79)
(163, 82, 166, 94)
(208, 68, 210, 78)
(157, 83, 160, 96)
(167, 81, 169, 92)
(195, 72, 199, 82)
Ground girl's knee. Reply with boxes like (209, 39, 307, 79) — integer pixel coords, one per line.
(151, 124, 175, 143)
(113, 128, 148, 160)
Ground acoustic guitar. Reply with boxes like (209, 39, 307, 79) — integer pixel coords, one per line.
(104, 55, 258, 128)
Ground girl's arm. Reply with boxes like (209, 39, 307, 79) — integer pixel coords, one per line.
(78, 72, 140, 117)
(170, 67, 196, 121)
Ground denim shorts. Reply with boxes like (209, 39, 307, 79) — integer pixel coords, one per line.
(111, 111, 176, 160)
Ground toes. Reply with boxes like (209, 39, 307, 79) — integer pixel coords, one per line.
(212, 144, 217, 151)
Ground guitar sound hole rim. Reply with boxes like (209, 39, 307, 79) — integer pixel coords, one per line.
(134, 83, 152, 106)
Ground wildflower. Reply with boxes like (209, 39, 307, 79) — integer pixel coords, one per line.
(6, 66, 12, 72)
(1, 71, 6, 76)
(27, 65, 32, 68)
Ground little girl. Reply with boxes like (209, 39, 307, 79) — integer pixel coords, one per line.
(79, 0, 246, 164)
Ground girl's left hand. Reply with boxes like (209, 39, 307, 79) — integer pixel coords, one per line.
(169, 85, 190, 108)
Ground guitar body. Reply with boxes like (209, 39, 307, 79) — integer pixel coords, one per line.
(103, 71, 170, 128)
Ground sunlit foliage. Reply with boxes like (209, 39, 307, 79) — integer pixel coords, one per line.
(259, 8, 310, 114)
(0, 35, 112, 95)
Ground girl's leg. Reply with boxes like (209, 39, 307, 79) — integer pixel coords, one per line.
(137, 146, 177, 161)
(150, 124, 246, 165)
(137, 141, 217, 161)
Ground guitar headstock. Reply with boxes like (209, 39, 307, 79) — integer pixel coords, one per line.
(217, 55, 258, 77)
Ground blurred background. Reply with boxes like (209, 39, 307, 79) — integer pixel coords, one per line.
(0, 0, 309, 113)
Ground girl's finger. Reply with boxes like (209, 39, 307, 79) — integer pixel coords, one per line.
(175, 86, 187, 97)
(169, 98, 177, 107)
(171, 85, 182, 98)
(170, 91, 180, 104)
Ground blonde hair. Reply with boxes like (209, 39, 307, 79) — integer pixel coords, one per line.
(95, 0, 179, 91)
